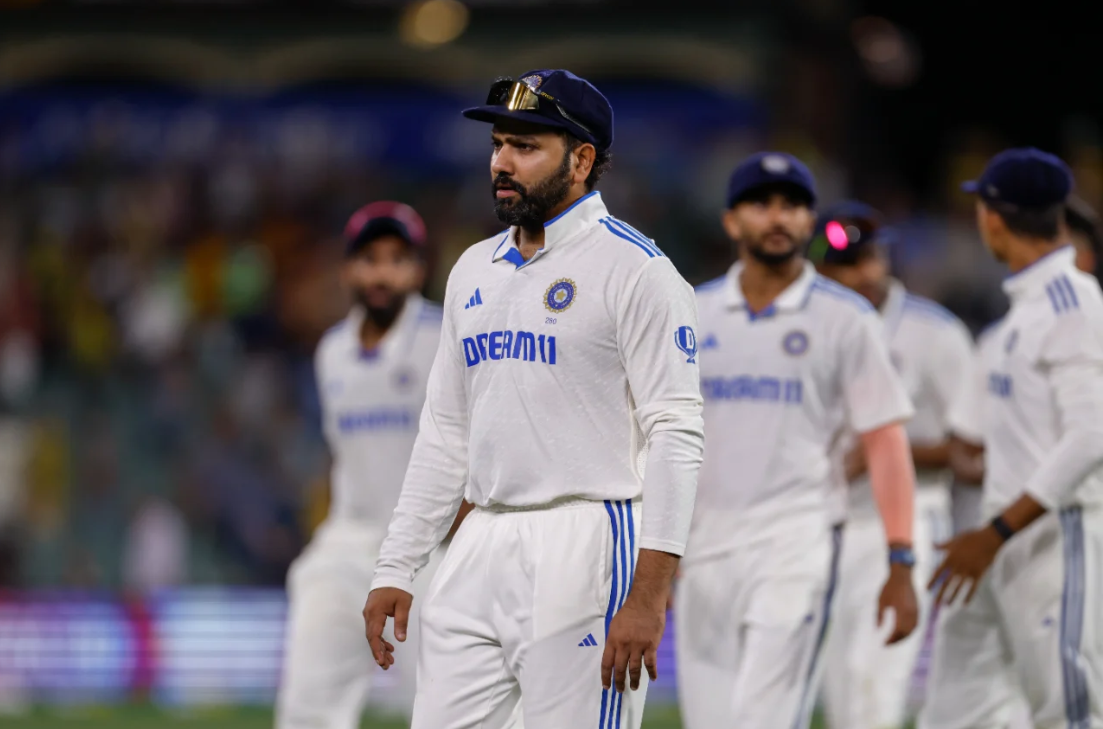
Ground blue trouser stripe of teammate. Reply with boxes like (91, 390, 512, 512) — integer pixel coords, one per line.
(1060, 506, 1089, 727)
(791, 524, 843, 729)
(601, 499, 636, 729)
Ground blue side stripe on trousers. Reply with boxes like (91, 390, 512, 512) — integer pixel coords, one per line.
(1060, 507, 1089, 728)
(613, 501, 636, 729)
(599, 500, 636, 729)
(791, 524, 843, 729)
(600, 501, 620, 729)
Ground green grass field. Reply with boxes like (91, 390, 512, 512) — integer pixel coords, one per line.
(0, 705, 836, 728)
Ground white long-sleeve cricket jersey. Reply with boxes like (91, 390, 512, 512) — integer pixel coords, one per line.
(370, 192, 704, 593)
(839, 280, 974, 517)
(946, 318, 1005, 446)
(314, 295, 443, 531)
(686, 261, 914, 562)
(974, 246, 1103, 518)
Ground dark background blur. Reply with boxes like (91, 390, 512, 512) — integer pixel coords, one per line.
(0, 0, 1098, 716)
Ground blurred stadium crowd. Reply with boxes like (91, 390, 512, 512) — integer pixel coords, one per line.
(0, 0, 1101, 602)
(0, 79, 1101, 596)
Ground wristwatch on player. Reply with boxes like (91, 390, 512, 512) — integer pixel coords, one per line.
(888, 545, 916, 568)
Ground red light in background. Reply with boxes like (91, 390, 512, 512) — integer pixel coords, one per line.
(826, 221, 849, 250)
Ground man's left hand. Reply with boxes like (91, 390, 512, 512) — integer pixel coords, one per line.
(878, 564, 919, 645)
(929, 526, 1003, 606)
(602, 595, 665, 692)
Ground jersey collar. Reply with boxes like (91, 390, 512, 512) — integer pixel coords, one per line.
(492, 191, 607, 269)
(722, 260, 818, 316)
(1001, 245, 1076, 300)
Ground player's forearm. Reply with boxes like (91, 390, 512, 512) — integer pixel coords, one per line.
(638, 417, 703, 556)
(371, 424, 468, 592)
(996, 493, 1048, 534)
(1023, 428, 1103, 509)
(624, 548, 679, 611)
(862, 422, 916, 546)
(372, 483, 465, 593)
(1023, 362, 1103, 508)
(911, 441, 951, 470)
(948, 436, 985, 486)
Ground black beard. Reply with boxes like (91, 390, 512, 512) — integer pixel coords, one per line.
(492, 151, 573, 229)
(745, 245, 801, 266)
(743, 229, 804, 266)
(354, 290, 406, 330)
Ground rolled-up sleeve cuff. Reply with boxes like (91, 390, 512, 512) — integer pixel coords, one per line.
(369, 573, 414, 595)
(638, 537, 686, 557)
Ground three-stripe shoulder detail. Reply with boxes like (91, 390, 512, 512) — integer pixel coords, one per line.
(598, 216, 665, 259)
(1046, 274, 1081, 315)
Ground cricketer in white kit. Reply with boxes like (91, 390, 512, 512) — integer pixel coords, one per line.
(921, 149, 1103, 729)
(677, 153, 920, 729)
(277, 202, 453, 728)
(362, 69, 703, 729)
(810, 201, 974, 729)
(948, 196, 1103, 533)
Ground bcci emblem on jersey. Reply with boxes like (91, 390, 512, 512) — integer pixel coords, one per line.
(782, 330, 809, 356)
(545, 278, 577, 312)
(675, 326, 698, 363)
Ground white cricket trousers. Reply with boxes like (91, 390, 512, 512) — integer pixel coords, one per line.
(920, 506, 1103, 729)
(275, 520, 437, 729)
(675, 523, 842, 729)
(412, 498, 646, 729)
(820, 487, 950, 729)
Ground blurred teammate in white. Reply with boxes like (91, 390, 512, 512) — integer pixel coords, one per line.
(276, 201, 454, 729)
(924, 151, 1103, 729)
(948, 194, 1102, 526)
(361, 69, 703, 729)
(677, 153, 919, 729)
(810, 201, 973, 729)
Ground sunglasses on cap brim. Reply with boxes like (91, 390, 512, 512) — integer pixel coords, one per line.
(484, 78, 595, 138)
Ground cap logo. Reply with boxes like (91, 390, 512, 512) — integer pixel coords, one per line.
(521, 74, 544, 92)
(986, 184, 1000, 198)
(762, 155, 791, 174)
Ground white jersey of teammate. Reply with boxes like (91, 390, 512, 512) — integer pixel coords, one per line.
(276, 294, 444, 729)
(820, 280, 973, 729)
(921, 246, 1103, 729)
(371, 192, 703, 729)
(320, 295, 444, 527)
(676, 261, 912, 729)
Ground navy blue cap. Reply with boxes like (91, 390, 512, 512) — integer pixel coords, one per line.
(962, 147, 1073, 209)
(463, 69, 614, 153)
(808, 200, 884, 265)
(726, 152, 817, 208)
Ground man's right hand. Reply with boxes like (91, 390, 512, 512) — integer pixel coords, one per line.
(363, 587, 413, 669)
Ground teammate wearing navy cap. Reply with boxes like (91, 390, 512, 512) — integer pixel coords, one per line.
(363, 70, 703, 729)
(276, 202, 460, 729)
(921, 149, 1103, 729)
(809, 202, 974, 729)
(678, 155, 919, 729)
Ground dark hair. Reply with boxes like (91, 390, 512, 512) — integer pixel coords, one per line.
(561, 132, 612, 192)
(1066, 196, 1102, 254)
(988, 200, 1063, 240)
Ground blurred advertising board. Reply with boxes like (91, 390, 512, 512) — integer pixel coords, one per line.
(0, 590, 680, 706)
